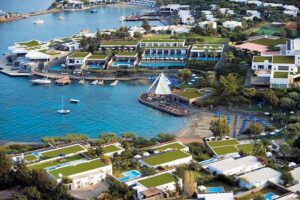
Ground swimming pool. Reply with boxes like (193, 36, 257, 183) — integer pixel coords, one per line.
(112, 61, 134, 67)
(119, 170, 141, 182)
(143, 54, 187, 59)
(139, 62, 185, 68)
(207, 187, 224, 193)
(199, 157, 217, 166)
(264, 192, 276, 200)
(88, 64, 103, 69)
(190, 57, 220, 61)
(48, 65, 62, 71)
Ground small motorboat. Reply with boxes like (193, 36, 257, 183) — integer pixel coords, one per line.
(57, 96, 70, 114)
(69, 99, 80, 103)
(119, 16, 126, 22)
(31, 78, 51, 84)
(110, 80, 119, 87)
(79, 79, 85, 84)
(91, 80, 98, 85)
(33, 19, 44, 24)
(58, 16, 64, 20)
(55, 76, 71, 86)
(90, 10, 98, 13)
(97, 80, 104, 85)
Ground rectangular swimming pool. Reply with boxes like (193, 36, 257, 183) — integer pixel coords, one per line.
(207, 187, 225, 193)
(119, 170, 141, 182)
(139, 62, 185, 68)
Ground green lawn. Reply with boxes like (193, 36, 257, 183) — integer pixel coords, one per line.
(153, 142, 186, 151)
(103, 145, 121, 154)
(142, 150, 191, 166)
(202, 36, 229, 43)
(69, 52, 90, 58)
(237, 144, 253, 153)
(272, 56, 295, 64)
(141, 39, 185, 43)
(18, 40, 41, 47)
(39, 49, 61, 55)
(40, 145, 85, 158)
(28, 154, 85, 170)
(117, 52, 137, 56)
(49, 159, 108, 178)
(24, 154, 38, 162)
(253, 56, 272, 62)
(213, 146, 239, 155)
(87, 54, 108, 60)
(249, 38, 286, 47)
(138, 173, 176, 188)
(256, 26, 282, 35)
(207, 139, 239, 147)
(178, 88, 202, 99)
(101, 41, 138, 46)
(273, 72, 289, 78)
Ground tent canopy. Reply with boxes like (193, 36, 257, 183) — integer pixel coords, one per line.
(148, 72, 172, 95)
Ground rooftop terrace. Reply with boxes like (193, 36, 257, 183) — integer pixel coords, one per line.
(103, 144, 121, 154)
(18, 40, 42, 48)
(272, 56, 295, 64)
(273, 72, 289, 78)
(152, 142, 186, 151)
(40, 144, 86, 158)
(138, 173, 176, 188)
(101, 41, 138, 46)
(49, 159, 108, 178)
(141, 39, 185, 43)
(69, 52, 90, 59)
(116, 52, 137, 57)
(87, 54, 108, 60)
(142, 150, 190, 166)
(192, 44, 223, 51)
(253, 56, 272, 62)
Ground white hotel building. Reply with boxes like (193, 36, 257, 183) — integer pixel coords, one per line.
(251, 38, 300, 88)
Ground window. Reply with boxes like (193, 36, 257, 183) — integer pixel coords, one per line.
(278, 66, 289, 70)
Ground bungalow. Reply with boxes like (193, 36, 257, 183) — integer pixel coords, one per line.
(189, 44, 224, 61)
(219, 8, 234, 15)
(239, 167, 282, 189)
(222, 21, 242, 29)
(199, 21, 217, 29)
(48, 158, 112, 190)
(99, 41, 139, 52)
(49, 38, 81, 51)
(205, 156, 264, 176)
(111, 51, 138, 69)
(128, 172, 182, 200)
(66, 52, 91, 68)
(64, 0, 84, 10)
(85, 54, 109, 70)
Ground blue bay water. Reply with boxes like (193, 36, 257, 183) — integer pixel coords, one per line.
(0, 75, 188, 142)
(0, 3, 187, 142)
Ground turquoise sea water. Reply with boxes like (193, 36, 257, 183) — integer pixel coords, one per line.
(0, 75, 188, 142)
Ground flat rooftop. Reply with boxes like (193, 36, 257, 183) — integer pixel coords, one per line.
(116, 52, 137, 57)
(69, 52, 90, 59)
(138, 173, 176, 188)
(273, 72, 289, 78)
(87, 54, 108, 60)
(272, 56, 295, 64)
(239, 167, 281, 184)
(192, 44, 223, 51)
(101, 41, 138, 46)
(290, 167, 300, 181)
(40, 144, 86, 158)
(207, 139, 253, 155)
(49, 159, 108, 178)
(18, 40, 43, 48)
(142, 150, 190, 166)
(103, 144, 121, 154)
(152, 142, 186, 151)
(253, 56, 272, 62)
(141, 39, 185, 43)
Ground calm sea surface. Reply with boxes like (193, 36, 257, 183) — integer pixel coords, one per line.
(0, 2, 188, 142)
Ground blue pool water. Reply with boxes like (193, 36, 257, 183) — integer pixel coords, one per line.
(87, 64, 103, 69)
(112, 61, 134, 67)
(190, 57, 220, 61)
(143, 54, 187, 59)
(199, 157, 217, 166)
(139, 62, 185, 68)
(48, 65, 63, 71)
(264, 192, 275, 200)
(0, 75, 189, 142)
(119, 170, 141, 182)
(207, 187, 224, 193)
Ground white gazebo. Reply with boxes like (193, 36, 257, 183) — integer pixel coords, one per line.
(148, 72, 172, 95)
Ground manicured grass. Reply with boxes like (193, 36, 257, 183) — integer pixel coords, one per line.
(141, 39, 185, 43)
(87, 54, 107, 60)
(272, 56, 295, 64)
(249, 38, 286, 47)
(213, 146, 239, 155)
(178, 88, 202, 99)
(253, 56, 272, 62)
(142, 150, 190, 166)
(18, 40, 40, 47)
(153, 142, 186, 151)
(208, 139, 253, 155)
(207, 139, 239, 147)
(69, 52, 90, 58)
(103, 145, 121, 154)
(101, 41, 138, 45)
(273, 72, 289, 78)
(138, 173, 176, 188)
(117, 52, 137, 56)
(49, 159, 108, 178)
(237, 144, 253, 153)
(256, 26, 282, 35)
(28, 154, 84, 170)
(142, 34, 172, 40)
(145, 46, 189, 49)
(24, 154, 38, 162)
(39, 49, 61, 55)
(40, 144, 85, 158)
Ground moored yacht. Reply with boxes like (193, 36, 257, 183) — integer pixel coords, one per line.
(31, 78, 51, 84)
(110, 80, 119, 87)
(91, 80, 98, 85)
(33, 19, 44, 24)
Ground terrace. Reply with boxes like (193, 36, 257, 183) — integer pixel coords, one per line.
(207, 139, 253, 156)
(272, 56, 295, 64)
(49, 159, 108, 179)
(40, 144, 86, 159)
(138, 173, 176, 188)
(141, 150, 191, 167)
(68, 52, 90, 59)
(253, 56, 272, 62)
(273, 72, 289, 78)
(152, 142, 186, 151)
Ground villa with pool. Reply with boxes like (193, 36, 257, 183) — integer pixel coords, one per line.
(189, 44, 224, 61)
(110, 51, 138, 69)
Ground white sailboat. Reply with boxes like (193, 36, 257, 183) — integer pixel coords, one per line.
(97, 80, 104, 85)
(79, 79, 85, 84)
(31, 77, 51, 84)
(91, 80, 98, 85)
(119, 16, 126, 22)
(110, 80, 118, 87)
(58, 16, 65, 20)
(33, 19, 44, 24)
(57, 96, 70, 114)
